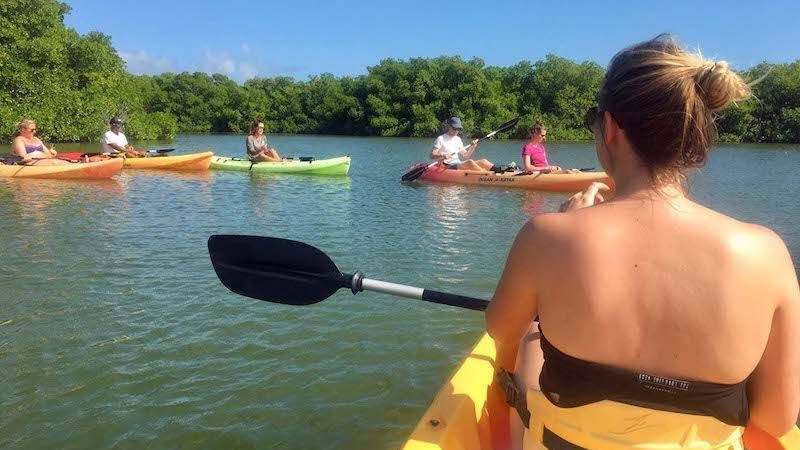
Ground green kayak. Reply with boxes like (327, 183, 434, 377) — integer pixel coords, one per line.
(210, 156, 350, 175)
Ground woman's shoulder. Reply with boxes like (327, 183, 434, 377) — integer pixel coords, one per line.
(522, 142, 543, 151)
(517, 213, 575, 247)
(695, 202, 786, 250)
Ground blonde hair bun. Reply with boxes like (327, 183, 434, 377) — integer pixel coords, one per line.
(693, 60, 751, 111)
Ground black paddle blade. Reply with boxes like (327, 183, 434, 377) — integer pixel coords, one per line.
(208, 235, 350, 305)
(495, 117, 520, 134)
(401, 162, 430, 182)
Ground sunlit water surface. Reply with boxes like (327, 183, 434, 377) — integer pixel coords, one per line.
(1, 135, 798, 449)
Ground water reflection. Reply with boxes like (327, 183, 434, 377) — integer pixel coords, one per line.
(520, 192, 547, 217)
(419, 185, 474, 283)
(1, 178, 124, 219)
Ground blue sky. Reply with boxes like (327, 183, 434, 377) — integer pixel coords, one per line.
(64, 0, 800, 83)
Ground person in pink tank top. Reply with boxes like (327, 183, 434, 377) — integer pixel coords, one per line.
(521, 121, 577, 173)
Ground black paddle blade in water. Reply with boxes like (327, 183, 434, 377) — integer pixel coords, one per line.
(401, 162, 430, 182)
(208, 235, 351, 305)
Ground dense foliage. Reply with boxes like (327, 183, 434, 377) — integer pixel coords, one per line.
(2, 0, 799, 144)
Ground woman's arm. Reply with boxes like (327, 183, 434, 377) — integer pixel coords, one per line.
(11, 137, 28, 159)
(461, 139, 479, 159)
(523, 155, 535, 172)
(41, 139, 56, 157)
(486, 219, 543, 372)
(523, 154, 557, 172)
(246, 136, 260, 159)
(430, 136, 445, 160)
(747, 233, 800, 436)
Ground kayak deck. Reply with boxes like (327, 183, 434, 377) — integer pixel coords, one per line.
(55, 151, 214, 171)
(122, 151, 214, 170)
(417, 166, 614, 192)
(0, 158, 123, 179)
(210, 156, 351, 175)
(402, 334, 505, 450)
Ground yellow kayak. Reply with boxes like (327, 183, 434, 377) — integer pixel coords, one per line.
(401, 333, 800, 450)
(122, 151, 214, 170)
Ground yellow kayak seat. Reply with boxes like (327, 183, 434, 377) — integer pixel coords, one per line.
(524, 390, 745, 449)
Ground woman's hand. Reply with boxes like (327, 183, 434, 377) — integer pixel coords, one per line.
(559, 182, 611, 212)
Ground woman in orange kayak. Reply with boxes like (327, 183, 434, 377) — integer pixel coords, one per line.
(486, 34, 798, 449)
(11, 119, 66, 165)
(521, 121, 577, 174)
(430, 117, 494, 171)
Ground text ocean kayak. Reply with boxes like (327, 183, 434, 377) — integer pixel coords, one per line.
(416, 165, 613, 192)
(401, 333, 800, 450)
(209, 156, 350, 175)
(0, 158, 123, 179)
(122, 151, 213, 170)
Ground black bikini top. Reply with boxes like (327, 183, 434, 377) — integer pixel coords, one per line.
(538, 328, 749, 426)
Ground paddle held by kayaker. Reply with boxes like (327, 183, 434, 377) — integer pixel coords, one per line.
(430, 117, 494, 171)
(102, 117, 147, 157)
(486, 34, 798, 449)
(247, 120, 282, 162)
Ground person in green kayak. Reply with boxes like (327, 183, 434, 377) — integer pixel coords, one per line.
(486, 34, 798, 449)
(247, 120, 283, 162)
(521, 121, 578, 174)
(430, 117, 494, 171)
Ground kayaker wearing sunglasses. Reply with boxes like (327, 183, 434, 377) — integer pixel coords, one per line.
(102, 117, 147, 157)
(11, 119, 66, 166)
(521, 121, 578, 174)
(247, 120, 283, 162)
(430, 117, 494, 171)
(486, 34, 798, 449)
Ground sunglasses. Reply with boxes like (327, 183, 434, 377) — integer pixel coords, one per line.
(29, 128, 37, 132)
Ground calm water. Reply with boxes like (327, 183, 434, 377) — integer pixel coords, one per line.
(1, 135, 798, 449)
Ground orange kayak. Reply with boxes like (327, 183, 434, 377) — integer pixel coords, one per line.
(416, 165, 614, 192)
(0, 158, 123, 179)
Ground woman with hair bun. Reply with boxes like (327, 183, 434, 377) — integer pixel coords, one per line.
(486, 35, 798, 449)
(521, 121, 578, 173)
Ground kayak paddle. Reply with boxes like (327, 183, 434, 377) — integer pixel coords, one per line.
(401, 117, 520, 182)
(207, 234, 489, 311)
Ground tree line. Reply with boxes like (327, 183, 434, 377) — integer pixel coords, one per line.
(2, 0, 799, 144)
